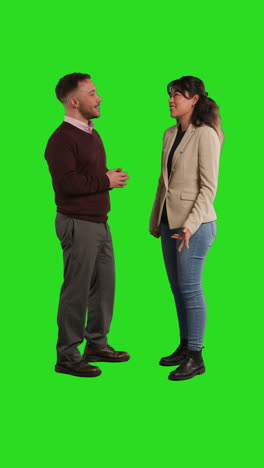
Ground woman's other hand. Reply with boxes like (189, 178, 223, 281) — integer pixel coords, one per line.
(171, 227, 191, 252)
(150, 230, 161, 238)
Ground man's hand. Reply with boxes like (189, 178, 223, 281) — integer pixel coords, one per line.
(171, 227, 191, 252)
(106, 168, 129, 188)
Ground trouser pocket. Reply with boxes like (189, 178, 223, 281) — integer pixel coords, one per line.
(55, 213, 74, 249)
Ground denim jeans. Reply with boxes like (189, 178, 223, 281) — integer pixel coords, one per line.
(160, 221, 216, 351)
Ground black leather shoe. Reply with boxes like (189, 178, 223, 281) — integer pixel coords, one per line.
(55, 360, 102, 377)
(159, 339, 188, 366)
(83, 344, 130, 363)
(168, 350, 205, 381)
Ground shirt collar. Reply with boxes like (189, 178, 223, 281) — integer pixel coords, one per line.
(64, 115, 94, 134)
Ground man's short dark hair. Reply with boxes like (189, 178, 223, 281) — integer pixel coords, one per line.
(55, 73, 91, 102)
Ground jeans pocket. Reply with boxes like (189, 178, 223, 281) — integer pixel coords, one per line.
(211, 221, 217, 239)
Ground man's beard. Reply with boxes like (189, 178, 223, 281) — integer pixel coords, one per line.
(79, 103, 98, 120)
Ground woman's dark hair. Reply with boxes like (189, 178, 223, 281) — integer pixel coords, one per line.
(167, 76, 223, 143)
(55, 73, 91, 102)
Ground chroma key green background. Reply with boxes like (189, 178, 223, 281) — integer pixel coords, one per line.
(1, 0, 263, 467)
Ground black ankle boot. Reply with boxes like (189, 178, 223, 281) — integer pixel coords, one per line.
(168, 350, 205, 380)
(159, 339, 188, 366)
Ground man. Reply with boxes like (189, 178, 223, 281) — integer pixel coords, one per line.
(45, 73, 130, 377)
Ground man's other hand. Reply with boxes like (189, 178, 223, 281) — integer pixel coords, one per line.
(106, 169, 129, 188)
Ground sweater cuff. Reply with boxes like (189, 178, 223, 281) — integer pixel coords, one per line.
(101, 174, 111, 191)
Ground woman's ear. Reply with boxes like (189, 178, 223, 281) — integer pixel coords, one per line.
(192, 94, 200, 105)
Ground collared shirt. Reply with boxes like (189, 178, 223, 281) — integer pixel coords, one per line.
(64, 115, 94, 134)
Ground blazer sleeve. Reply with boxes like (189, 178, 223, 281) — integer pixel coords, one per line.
(183, 127, 221, 235)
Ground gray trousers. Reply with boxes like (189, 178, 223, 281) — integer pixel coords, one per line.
(55, 213, 115, 364)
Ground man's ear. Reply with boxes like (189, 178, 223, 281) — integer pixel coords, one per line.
(68, 95, 79, 109)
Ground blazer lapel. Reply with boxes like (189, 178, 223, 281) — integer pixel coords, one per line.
(168, 123, 196, 182)
(163, 125, 179, 188)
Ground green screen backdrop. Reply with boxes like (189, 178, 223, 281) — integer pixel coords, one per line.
(1, 0, 263, 467)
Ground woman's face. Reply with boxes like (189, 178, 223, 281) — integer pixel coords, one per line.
(169, 89, 198, 120)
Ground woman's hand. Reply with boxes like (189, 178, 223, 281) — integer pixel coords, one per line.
(171, 227, 191, 252)
(150, 230, 161, 238)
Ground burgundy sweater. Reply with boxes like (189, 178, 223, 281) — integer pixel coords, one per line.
(45, 122, 110, 222)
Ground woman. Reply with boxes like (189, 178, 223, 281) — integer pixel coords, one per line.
(150, 76, 223, 381)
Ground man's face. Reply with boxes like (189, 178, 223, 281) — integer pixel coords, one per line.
(69, 79, 102, 120)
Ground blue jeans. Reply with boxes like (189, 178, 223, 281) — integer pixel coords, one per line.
(160, 221, 216, 351)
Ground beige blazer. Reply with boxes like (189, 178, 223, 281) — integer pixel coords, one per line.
(150, 123, 221, 236)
